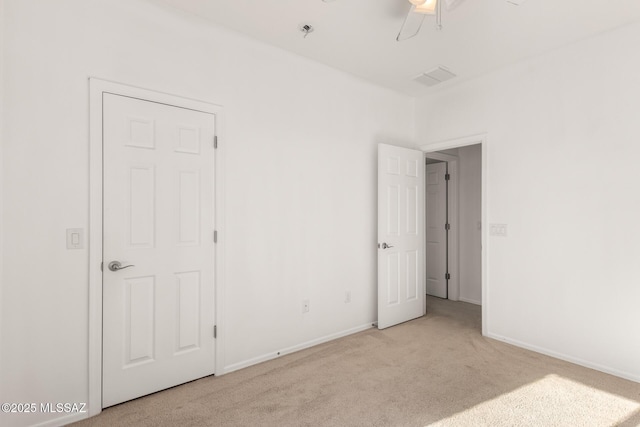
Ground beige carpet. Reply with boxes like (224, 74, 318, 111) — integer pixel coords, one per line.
(73, 298, 640, 426)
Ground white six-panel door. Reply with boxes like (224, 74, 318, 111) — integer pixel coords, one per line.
(377, 144, 425, 329)
(102, 94, 216, 407)
(426, 162, 448, 298)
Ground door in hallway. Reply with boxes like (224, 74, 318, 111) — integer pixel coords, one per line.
(102, 93, 216, 407)
(426, 162, 447, 298)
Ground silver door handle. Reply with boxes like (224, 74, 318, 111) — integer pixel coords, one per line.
(108, 261, 135, 272)
(381, 243, 394, 249)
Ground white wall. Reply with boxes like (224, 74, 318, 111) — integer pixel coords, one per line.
(417, 21, 640, 381)
(457, 144, 482, 305)
(0, 1, 415, 425)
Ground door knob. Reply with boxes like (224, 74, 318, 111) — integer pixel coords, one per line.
(381, 243, 394, 249)
(108, 261, 135, 272)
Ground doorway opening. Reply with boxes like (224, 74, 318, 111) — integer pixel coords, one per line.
(423, 140, 484, 328)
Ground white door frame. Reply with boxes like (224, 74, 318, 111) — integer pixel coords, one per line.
(88, 78, 226, 417)
(419, 133, 487, 336)
(424, 152, 459, 301)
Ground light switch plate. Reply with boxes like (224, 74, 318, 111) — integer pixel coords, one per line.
(490, 223, 508, 237)
(66, 228, 84, 249)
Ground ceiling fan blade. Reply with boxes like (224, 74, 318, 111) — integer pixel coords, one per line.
(396, 5, 426, 41)
(443, 0, 465, 11)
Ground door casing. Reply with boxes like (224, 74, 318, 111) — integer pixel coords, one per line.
(88, 78, 226, 417)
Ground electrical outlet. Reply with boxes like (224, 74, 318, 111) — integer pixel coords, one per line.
(302, 299, 310, 313)
(345, 290, 351, 303)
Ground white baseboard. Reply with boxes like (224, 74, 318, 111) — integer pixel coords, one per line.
(31, 411, 87, 427)
(223, 322, 374, 374)
(487, 332, 640, 384)
(458, 297, 481, 305)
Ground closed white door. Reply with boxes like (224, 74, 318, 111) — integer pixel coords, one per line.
(102, 94, 216, 407)
(378, 144, 425, 329)
(426, 162, 447, 298)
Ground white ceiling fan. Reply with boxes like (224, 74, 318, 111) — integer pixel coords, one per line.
(397, 0, 467, 41)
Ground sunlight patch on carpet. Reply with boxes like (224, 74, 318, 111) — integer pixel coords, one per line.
(427, 374, 640, 426)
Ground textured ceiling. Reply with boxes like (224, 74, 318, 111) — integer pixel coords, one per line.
(155, 0, 640, 95)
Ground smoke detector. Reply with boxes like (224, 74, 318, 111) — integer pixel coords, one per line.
(299, 24, 314, 38)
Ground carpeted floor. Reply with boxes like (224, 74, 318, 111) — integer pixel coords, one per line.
(73, 298, 640, 426)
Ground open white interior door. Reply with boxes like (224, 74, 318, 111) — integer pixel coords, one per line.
(378, 144, 425, 329)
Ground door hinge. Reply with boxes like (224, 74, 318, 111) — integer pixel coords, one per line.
(445, 223, 451, 231)
(445, 273, 451, 280)
(214, 135, 218, 149)
(213, 325, 217, 339)
(445, 173, 450, 181)
(213, 230, 218, 243)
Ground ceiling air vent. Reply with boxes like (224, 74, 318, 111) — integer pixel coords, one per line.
(414, 66, 457, 87)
